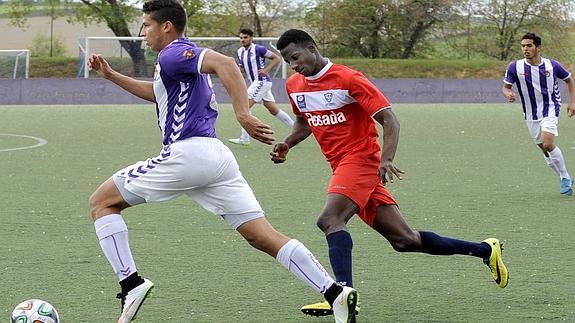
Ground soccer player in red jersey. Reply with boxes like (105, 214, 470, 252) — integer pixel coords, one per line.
(271, 29, 509, 317)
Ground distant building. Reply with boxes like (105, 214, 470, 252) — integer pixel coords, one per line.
(0, 15, 139, 56)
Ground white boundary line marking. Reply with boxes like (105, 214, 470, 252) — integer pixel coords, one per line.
(0, 133, 48, 152)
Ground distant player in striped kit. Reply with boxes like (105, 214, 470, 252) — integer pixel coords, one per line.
(229, 28, 294, 145)
(87, 2, 357, 322)
(503, 32, 575, 195)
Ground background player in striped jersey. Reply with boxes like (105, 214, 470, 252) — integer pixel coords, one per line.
(503, 32, 575, 195)
(271, 29, 508, 317)
(228, 28, 294, 145)
(87, 3, 357, 321)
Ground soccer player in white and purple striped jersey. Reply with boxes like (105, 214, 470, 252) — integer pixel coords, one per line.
(503, 32, 575, 195)
(229, 28, 294, 145)
(86, 0, 356, 322)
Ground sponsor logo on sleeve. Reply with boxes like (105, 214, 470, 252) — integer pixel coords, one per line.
(296, 95, 307, 109)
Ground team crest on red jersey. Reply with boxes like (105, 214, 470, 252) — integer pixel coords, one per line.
(324, 92, 333, 102)
(183, 50, 195, 59)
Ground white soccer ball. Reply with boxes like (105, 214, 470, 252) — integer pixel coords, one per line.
(10, 299, 60, 323)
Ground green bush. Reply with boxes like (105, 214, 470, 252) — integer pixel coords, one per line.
(29, 57, 77, 78)
(29, 33, 68, 57)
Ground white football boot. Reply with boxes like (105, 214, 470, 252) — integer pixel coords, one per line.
(228, 138, 250, 145)
(117, 278, 154, 323)
(332, 286, 358, 323)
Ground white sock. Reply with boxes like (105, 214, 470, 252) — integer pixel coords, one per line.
(544, 156, 560, 176)
(240, 128, 250, 142)
(94, 214, 137, 281)
(548, 147, 571, 179)
(274, 110, 294, 128)
(276, 239, 335, 294)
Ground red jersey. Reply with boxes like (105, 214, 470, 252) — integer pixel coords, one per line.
(286, 61, 391, 166)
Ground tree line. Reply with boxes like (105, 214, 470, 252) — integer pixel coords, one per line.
(7, 0, 575, 77)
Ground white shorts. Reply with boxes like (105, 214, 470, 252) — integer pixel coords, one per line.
(247, 80, 275, 103)
(525, 116, 559, 144)
(112, 137, 264, 229)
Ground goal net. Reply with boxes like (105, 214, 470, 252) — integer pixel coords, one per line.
(78, 36, 287, 79)
(0, 50, 30, 79)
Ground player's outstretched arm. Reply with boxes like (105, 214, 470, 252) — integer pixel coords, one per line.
(284, 116, 311, 148)
(564, 77, 575, 117)
(373, 108, 404, 184)
(202, 50, 275, 144)
(87, 54, 155, 102)
(270, 116, 311, 163)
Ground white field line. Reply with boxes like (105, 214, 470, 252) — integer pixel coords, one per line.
(0, 134, 48, 152)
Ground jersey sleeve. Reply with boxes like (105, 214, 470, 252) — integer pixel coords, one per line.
(504, 61, 517, 84)
(552, 60, 571, 80)
(347, 72, 391, 116)
(159, 44, 208, 82)
(263, 49, 274, 59)
(255, 45, 272, 59)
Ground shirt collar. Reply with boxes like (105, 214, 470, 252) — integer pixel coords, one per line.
(305, 59, 332, 81)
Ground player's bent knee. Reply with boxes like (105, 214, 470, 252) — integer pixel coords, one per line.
(244, 234, 275, 255)
(267, 107, 279, 115)
(89, 196, 111, 221)
(88, 191, 127, 221)
(237, 219, 285, 256)
(316, 217, 330, 232)
(316, 216, 345, 233)
(542, 142, 555, 152)
(88, 192, 101, 220)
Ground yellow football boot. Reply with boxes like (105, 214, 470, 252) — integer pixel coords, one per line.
(483, 238, 509, 288)
(301, 300, 360, 317)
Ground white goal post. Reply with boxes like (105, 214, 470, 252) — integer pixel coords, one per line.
(79, 36, 287, 79)
(0, 49, 30, 79)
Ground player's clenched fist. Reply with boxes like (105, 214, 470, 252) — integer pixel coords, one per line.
(505, 92, 516, 102)
(88, 54, 113, 78)
(502, 88, 516, 103)
(270, 142, 289, 163)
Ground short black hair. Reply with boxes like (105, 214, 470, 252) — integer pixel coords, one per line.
(277, 29, 317, 51)
(522, 32, 541, 46)
(239, 28, 254, 37)
(142, 0, 187, 33)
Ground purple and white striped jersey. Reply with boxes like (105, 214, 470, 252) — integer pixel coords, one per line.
(153, 38, 219, 146)
(504, 58, 571, 120)
(237, 44, 273, 83)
